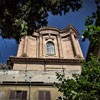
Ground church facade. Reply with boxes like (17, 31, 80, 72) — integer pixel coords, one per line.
(0, 25, 84, 100)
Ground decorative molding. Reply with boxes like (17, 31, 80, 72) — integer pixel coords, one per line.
(45, 33, 54, 41)
(8, 57, 81, 65)
(19, 53, 28, 57)
(0, 81, 53, 86)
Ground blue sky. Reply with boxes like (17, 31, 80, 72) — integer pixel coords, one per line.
(0, 0, 96, 63)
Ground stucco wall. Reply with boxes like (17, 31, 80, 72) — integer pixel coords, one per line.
(13, 63, 81, 75)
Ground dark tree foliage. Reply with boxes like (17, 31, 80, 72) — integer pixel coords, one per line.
(55, 55, 100, 100)
(55, 1, 100, 97)
(82, 0, 100, 57)
(82, 0, 100, 43)
(0, 63, 10, 69)
(0, 0, 82, 42)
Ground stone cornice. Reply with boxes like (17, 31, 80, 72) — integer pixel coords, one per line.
(8, 57, 81, 65)
(0, 81, 53, 86)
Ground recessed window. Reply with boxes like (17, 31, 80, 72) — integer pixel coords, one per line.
(38, 90, 51, 100)
(46, 41, 55, 55)
(9, 90, 27, 100)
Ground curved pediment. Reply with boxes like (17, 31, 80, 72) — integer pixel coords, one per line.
(38, 26, 60, 32)
(60, 25, 79, 38)
(36, 25, 79, 38)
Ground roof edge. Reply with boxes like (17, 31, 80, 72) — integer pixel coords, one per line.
(37, 25, 79, 36)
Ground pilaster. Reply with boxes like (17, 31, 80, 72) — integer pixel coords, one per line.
(71, 32, 80, 57)
(39, 34, 43, 58)
(57, 34, 63, 58)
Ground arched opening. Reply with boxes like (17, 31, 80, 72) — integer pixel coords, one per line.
(46, 41, 55, 55)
